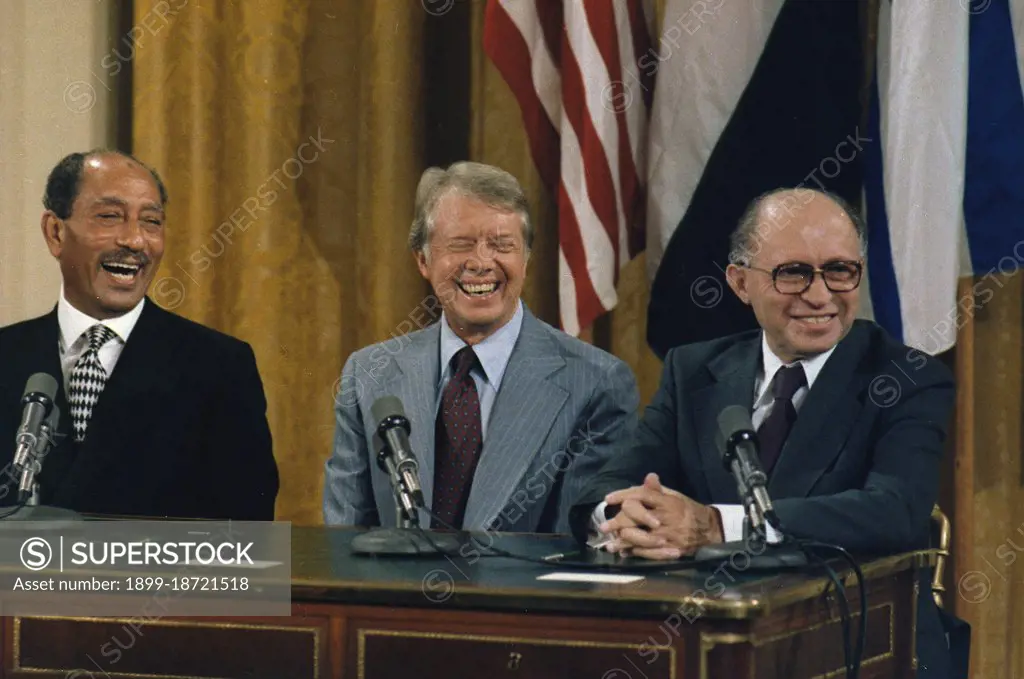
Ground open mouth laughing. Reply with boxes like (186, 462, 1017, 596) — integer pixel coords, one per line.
(101, 259, 146, 285)
(455, 278, 501, 298)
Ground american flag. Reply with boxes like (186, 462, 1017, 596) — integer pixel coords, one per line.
(483, 0, 654, 336)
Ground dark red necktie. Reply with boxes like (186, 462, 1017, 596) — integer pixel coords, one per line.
(432, 346, 483, 529)
(757, 364, 806, 474)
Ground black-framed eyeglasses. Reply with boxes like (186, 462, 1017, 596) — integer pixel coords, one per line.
(742, 260, 863, 295)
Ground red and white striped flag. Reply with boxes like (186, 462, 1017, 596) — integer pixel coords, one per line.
(483, 0, 654, 336)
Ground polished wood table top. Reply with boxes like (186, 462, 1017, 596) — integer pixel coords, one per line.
(288, 526, 934, 620)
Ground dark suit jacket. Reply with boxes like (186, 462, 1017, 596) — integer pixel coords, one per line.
(0, 298, 279, 520)
(571, 320, 956, 678)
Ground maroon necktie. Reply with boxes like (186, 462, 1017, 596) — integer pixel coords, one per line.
(757, 364, 806, 473)
(432, 346, 483, 529)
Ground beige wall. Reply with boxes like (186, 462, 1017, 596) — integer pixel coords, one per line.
(0, 0, 120, 325)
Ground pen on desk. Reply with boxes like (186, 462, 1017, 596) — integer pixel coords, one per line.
(542, 536, 617, 562)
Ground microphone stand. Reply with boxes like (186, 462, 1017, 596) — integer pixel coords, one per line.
(693, 477, 807, 570)
(0, 409, 82, 526)
(350, 448, 462, 556)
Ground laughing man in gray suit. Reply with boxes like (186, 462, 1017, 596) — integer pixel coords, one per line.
(323, 161, 639, 533)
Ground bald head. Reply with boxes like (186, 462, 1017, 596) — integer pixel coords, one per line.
(729, 188, 865, 266)
(724, 188, 865, 362)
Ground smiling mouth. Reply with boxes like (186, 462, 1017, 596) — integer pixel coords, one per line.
(793, 314, 835, 325)
(101, 261, 144, 284)
(456, 280, 500, 297)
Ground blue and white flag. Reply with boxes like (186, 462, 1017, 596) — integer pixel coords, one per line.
(865, 0, 1024, 354)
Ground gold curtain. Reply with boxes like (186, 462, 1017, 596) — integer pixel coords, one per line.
(134, 0, 431, 525)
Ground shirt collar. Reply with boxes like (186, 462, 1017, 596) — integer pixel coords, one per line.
(57, 285, 146, 352)
(754, 332, 836, 408)
(439, 300, 524, 389)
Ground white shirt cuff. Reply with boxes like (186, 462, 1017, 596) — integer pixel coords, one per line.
(713, 504, 782, 544)
(587, 501, 611, 548)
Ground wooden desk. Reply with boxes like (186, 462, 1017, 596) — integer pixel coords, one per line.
(0, 526, 929, 679)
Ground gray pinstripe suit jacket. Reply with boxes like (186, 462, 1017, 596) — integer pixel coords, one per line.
(323, 306, 639, 533)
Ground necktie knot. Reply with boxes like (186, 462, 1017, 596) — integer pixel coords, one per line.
(85, 324, 117, 353)
(451, 346, 478, 382)
(68, 324, 117, 443)
(771, 364, 806, 401)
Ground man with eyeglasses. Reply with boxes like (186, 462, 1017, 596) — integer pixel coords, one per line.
(571, 187, 955, 678)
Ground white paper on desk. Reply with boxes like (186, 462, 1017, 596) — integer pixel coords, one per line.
(537, 572, 645, 584)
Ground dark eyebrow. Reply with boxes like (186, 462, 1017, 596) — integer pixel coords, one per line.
(93, 197, 164, 215)
(93, 197, 128, 209)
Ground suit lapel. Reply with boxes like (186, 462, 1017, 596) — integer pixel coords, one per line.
(691, 336, 760, 504)
(54, 300, 180, 500)
(462, 311, 568, 531)
(768, 323, 870, 498)
(386, 325, 441, 516)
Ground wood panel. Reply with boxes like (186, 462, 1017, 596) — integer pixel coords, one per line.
(965, 271, 1024, 679)
(340, 604, 682, 679)
(692, 569, 915, 679)
(5, 611, 331, 679)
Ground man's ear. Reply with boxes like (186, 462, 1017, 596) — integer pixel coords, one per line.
(40, 211, 65, 259)
(725, 263, 751, 305)
(414, 248, 429, 279)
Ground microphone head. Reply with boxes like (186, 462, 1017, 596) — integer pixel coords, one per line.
(371, 395, 406, 425)
(716, 404, 756, 460)
(22, 373, 59, 405)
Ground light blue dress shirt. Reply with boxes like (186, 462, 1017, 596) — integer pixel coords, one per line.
(436, 301, 524, 439)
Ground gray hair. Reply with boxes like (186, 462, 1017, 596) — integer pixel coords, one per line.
(728, 187, 868, 265)
(408, 161, 533, 254)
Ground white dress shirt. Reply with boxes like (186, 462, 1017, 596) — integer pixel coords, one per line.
(437, 301, 524, 439)
(591, 333, 837, 548)
(57, 287, 146, 391)
(711, 335, 836, 544)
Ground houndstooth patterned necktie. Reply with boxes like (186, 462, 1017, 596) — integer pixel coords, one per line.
(67, 324, 117, 443)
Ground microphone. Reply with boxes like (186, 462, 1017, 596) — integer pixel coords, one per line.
(371, 396, 425, 507)
(351, 396, 461, 556)
(12, 374, 59, 481)
(0, 374, 81, 524)
(18, 404, 60, 502)
(693, 404, 807, 570)
(716, 404, 775, 527)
